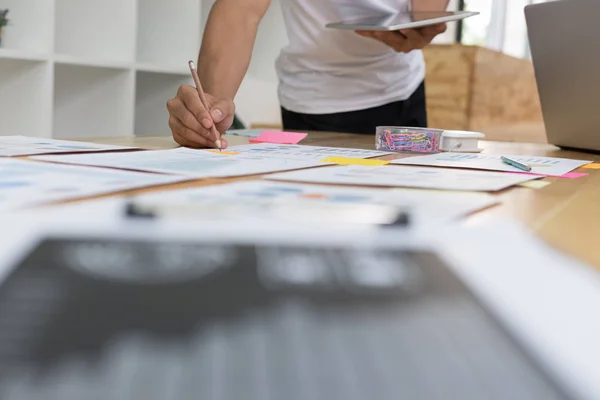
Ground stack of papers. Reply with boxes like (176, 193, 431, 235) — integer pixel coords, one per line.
(0, 135, 136, 157)
(3, 139, 580, 227)
(392, 153, 592, 176)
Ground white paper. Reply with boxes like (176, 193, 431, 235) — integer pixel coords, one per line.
(129, 180, 499, 225)
(267, 165, 539, 191)
(31, 143, 391, 178)
(0, 135, 136, 157)
(392, 153, 592, 176)
(0, 159, 186, 212)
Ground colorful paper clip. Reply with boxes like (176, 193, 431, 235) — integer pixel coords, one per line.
(376, 127, 443, 154)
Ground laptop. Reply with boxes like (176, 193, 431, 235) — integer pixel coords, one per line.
(525, 0, 600, 153)
(0, 234, 574, 399)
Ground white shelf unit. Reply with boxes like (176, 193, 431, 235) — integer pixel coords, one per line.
(0, 0, 201, 138)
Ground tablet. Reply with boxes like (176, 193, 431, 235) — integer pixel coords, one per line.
(326, 10, 479, 31)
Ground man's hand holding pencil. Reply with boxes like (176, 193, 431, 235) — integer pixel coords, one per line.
(167, 62, 235, 149)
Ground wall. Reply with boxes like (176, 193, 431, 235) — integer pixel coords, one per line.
(202, 0, 459, 128)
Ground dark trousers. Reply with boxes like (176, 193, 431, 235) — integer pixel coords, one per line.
(281, 81, 427, 135)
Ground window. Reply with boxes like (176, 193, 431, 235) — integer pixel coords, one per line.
(458, 0, 553, 59)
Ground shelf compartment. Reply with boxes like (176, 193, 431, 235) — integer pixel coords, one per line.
(136, 0, 201, 69)
(53, 64, 134, 139)
(0, 59, 52, 137)
(54, 0, 136, 63)
(0, 0, 53, 53)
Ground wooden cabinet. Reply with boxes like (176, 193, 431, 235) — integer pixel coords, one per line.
(423, 44, 546, 142)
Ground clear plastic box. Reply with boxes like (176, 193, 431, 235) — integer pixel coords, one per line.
(376, 126, 444, 154)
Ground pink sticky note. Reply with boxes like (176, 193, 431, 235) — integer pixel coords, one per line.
(507, 171, 589, 179)
(560, 172, 589, 179)
(253, 130, 308, 145)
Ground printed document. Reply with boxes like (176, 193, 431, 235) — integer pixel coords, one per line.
(31, 144, 391, 178)
(266, 165, 539, 192)
(0, 136, 136, 157)
(392, 153, 592, 176)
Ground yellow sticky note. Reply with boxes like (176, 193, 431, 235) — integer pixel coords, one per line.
(518, 180, 552, 189)
(582, 163, 600, 169)
(206, 150, 239, 155)
(321, 156, 390, 166)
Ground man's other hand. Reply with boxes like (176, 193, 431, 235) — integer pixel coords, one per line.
(356, 23, 447, 53)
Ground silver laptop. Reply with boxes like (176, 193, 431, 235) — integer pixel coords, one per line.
(525, 0, 600, 153)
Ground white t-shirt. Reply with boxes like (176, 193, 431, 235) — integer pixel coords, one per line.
(275, 0, 425, 115)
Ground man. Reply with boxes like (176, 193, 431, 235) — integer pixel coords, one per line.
(167, 0, 449, 149)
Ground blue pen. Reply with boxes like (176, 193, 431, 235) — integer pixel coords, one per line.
(501, 156, 532, 172)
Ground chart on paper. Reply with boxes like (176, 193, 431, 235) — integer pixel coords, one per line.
(392, 153, 592, 176)
(31, 144, 391, 178)
(0, 159, 185, 212)
(227, 144, 390, 161)
(131, 180, 499, 225)
(225, 129, 265, 138)
(266, 165, 540, 192)
(0, 136, 137, 157)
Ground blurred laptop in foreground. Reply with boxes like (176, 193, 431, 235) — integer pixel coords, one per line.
(0, 220, 589, 400)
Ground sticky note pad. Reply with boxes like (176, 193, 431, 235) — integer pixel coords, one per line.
(582, 163, 600, 169)
(518, 180, 551, 189)
(321, 156, 390, 166)
(561, 172, 588, 179)
(509, 171, 588, 179)
(254, 130, 308, 145)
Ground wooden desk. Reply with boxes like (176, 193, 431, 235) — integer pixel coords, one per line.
(76, 133, 600, 270)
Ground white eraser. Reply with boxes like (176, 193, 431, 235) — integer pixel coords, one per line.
(440, 130, 485, 153)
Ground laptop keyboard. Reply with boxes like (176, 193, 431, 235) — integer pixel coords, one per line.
(0, 238, 572, 400)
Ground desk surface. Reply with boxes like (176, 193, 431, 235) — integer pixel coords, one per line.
(76, 132, 600, 270)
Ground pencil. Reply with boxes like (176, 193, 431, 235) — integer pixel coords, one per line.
(188, 60, 222, 150)
(501, 156, 532, 172)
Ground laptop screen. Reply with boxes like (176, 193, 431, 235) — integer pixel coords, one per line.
(0, 237, 572, 400)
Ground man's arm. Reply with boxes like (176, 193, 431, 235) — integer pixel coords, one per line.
(167, 0, 271, 148)
(198, 0, 271, 99)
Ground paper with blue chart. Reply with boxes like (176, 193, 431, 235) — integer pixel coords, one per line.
(392, 153, 592, 176)
(267, 165, 539, 191)
(225, 129, 265, 138)
(0, 136, 136, 157)
(0, 159, 185, 212)
(131, 180, 499, 225)
(31, 143, 391, 178)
